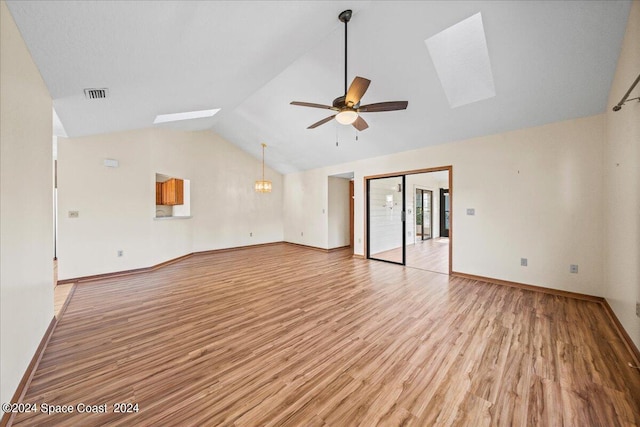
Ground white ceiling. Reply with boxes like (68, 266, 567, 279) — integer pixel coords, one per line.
(6, 1, 631, 174)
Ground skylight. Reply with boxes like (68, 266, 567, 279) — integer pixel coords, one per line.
(153, 108, 221, 124)
(425, 12, 496, 108)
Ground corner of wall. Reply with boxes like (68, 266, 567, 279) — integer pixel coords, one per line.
(602, 0, 640, 350)
(1, 0, 55, 404)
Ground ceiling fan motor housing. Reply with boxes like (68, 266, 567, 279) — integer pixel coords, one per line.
(338, 10, 352, 23)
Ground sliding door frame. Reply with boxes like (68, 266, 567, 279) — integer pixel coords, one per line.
(366, 174, 406, 265)
(364, 165, 453, 274)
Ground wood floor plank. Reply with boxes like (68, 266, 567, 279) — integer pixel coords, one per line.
(527, 375, 563, 427)
(10, 243, 640, 426)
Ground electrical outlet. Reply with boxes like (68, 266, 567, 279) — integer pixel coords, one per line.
(117, 250, 123, 257)
(521, 258, 527, 267)
(68, 211, 79, 218)
(570, 264, 578, 274)
(467, 208, 475, 216)
(636, 302, 640, 318)
(249, 232, 252, 237)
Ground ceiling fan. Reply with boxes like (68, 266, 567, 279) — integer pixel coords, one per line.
(290, 9, 408, 131)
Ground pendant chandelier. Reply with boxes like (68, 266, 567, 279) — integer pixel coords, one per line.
(255, 143, 272, 193)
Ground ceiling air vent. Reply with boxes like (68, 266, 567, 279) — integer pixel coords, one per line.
(84, 88, 109, 99)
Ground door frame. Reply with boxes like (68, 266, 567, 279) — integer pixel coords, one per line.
(349, 180, 354, 251)
(364, 165, 453, 274)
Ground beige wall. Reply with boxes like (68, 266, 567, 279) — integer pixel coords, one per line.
(0, 1, 54, 404)
(604, 0, 640, 348)
(57, 128, 283, 280)
(284, 114, 605, 297)
(284, 167, 329, 248)
(327, 177, 350, 249)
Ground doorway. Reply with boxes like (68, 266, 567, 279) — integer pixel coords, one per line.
(416, 188, 433, 241)
(440, 189, 450, 238)
(366, 166, 452, 274)
(327, 173, 354, 252)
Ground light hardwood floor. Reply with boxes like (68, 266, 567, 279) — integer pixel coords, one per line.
(372, 238, 449, 274)
(12, 244, 640, 426)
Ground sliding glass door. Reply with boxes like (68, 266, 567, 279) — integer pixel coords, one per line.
(367, 176, 405, 265)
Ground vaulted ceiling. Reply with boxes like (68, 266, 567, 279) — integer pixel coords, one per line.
(6, 1, 631, 173)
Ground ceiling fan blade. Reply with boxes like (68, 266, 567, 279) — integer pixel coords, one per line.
(345, 77, 371, 107)
(359, 101, 408, 113)
(353, 116, 368, 131)
(308, 114, 336, 129)
(291, 101, 335, 110)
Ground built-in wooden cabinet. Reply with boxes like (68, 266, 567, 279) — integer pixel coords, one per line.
(155, 182, 163, 205)
(156, 178, 184, 205)
(154, 173, 190, 218)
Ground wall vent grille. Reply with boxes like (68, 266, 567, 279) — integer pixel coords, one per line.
(84, 88, 109, 99)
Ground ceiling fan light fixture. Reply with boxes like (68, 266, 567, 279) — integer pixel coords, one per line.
(335, 110, 358, 125)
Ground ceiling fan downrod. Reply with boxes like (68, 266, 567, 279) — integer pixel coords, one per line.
(339, 10, 352, 96)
